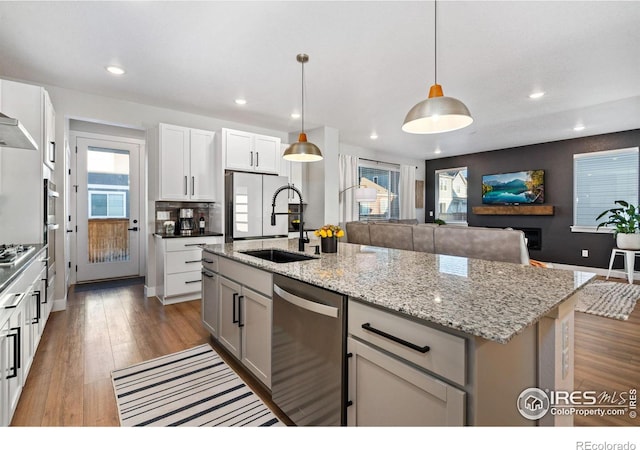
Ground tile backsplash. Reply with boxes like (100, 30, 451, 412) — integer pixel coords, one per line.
(155, 201, 215, 234)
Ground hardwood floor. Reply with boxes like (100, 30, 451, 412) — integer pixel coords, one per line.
(573, 276, 640, 426)
(10, 279, 292, 427)
(10, 276, 639, 427)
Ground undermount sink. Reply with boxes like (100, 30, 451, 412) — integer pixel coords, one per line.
(240, 249, 318, 263)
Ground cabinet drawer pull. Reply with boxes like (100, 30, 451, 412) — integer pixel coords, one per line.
(361, 322, 430, 353)
(202, 258, 214, 263)
(184, 243, 206, 247)
(4, 293, 24, 309)
(185, 259, 201, 264)
(184, 279, 201, 284)
(201, 271, 214, 278)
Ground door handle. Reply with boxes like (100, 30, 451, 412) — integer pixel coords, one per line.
(184, 176, 188, 195)
(238, 295, 244, 327)
(127, 227, 139, 231)
(192, 176, 195, 196)
(232, 293, 239, 324)
(255, 152, 259, 167)
(66, 229, 73, 233)
(250, 151, 253, 167)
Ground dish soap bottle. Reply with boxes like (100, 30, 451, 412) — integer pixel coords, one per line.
(199, 215, 205, 234)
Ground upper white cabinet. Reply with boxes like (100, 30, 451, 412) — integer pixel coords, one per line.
(0, 79, 54, 244)
(152, 123, 216, 201)
(43, 90, 56, 171)
(223, 128, 280, 174)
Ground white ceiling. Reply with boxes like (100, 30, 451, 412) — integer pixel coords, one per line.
(1, 1, 639, 160)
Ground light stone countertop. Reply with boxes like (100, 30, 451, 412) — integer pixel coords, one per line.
(202, 238, 596, 344)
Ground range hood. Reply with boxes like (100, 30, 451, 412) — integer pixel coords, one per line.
(0, 112, 38, 150)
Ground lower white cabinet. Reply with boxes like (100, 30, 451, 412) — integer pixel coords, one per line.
(218, 275, 272, 388)
(202, 255, 273, 389)
(0, 247, 48, 427)
(155, 235, 224, 305)
(347, 337, 465, 426)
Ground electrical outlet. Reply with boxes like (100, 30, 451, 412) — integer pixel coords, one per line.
(157, 211, 170, 221)
(581, 249, 589, 257)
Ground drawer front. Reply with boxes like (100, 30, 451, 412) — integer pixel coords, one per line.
(166, 249, 203, 274)
(166, 271, 203, 297)
(218, 257, 272, 297)
(201, 250, 219, 273)
(348, 300, 466, 386)
(165, 236, 222, 252)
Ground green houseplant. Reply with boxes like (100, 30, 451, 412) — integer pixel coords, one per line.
(596, 200, 640, 250)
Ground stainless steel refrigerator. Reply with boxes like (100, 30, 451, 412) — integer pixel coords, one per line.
(225, 171, 289, 241)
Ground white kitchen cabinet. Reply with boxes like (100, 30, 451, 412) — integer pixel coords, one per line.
(201, 252, 219, 338)
(0, 316, 9, 427)
(223, 128, 280, 174)
(0, 79, 54, 244)
(154, 235, 223, 305)
(153, 123, 216, 201)
(347, 299, 466, 426)
(43, 90, 56, 171)
(213, 256, 272, 388)
(347, 337, 465, 426)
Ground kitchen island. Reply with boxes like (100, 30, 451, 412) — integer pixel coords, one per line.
(201, 237, 595, 426)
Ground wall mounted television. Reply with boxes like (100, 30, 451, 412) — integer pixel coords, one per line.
(481, 170, 545, 205)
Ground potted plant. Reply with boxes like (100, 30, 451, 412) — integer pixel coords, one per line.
(314, 224, 345, 253)
(596, 200, 640, 250)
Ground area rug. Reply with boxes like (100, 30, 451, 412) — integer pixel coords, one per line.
(111, 344, 283, 426)
(574, 279, 640, 320)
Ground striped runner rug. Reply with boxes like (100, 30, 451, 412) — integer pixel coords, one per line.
(111, 343, 283, 427)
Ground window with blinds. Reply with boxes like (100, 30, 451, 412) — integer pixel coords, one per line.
(573, 147, 639, 229)
(358, 165, 400, 221)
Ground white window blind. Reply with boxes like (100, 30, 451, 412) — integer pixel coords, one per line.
(573, 147, 639, 228)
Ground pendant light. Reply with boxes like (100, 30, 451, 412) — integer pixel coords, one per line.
(283, 53, 323, 162)
(402, 0, 473, 134)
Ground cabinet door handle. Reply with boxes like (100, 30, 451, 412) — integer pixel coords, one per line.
(50, 141, 56, 164)
(201, 271, 214, 278)
(202, 258, 214, 263)
(255, 152, 259, 167)
(238, 295, 244, 328)
(192, 176, 195, 195)
(250, 151, 254, 167)
(232, 293, 239, 324)
(32, 290, 41, 324)
(7, 326, 21, 379)
(184, 279, 201, 284)
(184, 243, 206, 247)
(361, 323, 430, 353)
(185, 259, 201, 264)
(184, 176, 188, 195)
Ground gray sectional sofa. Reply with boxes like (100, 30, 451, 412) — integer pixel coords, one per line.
(345, 221, 530, 265)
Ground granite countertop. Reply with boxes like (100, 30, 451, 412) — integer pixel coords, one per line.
(154, 231, 224, 239)
(0, 244, 47, 295)
(202, 238, 596, 344)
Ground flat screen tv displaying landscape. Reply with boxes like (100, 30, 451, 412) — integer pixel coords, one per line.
(482, 170, 545, 205)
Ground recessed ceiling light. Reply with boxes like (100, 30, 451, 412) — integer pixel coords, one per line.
(434, 148, 442, 154)
(370, 133, 378, 140)
(290, 112, 300, 119)
(106, 66, 125, 75)
(574, 124, 585, 131)
(529, 91, 545, 99)
(235, 99, 247, 105)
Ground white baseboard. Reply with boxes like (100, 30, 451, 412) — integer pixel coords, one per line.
(145, 285, 156, 297)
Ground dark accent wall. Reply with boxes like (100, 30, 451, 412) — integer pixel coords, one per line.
(425, 129, 640, 268)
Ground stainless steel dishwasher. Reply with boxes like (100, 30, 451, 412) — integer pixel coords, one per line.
(271, 274, 347, 426)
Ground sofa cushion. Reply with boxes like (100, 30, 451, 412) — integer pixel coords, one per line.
(412, 225, 436, 253)
(345, 221, 371, 245)
(369, 222, 414, 251)
(434, 226, 529, 264)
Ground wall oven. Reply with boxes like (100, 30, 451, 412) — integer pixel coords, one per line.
(44, 179, 59, 303)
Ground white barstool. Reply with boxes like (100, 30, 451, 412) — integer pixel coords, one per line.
(606, 248, 640, 284)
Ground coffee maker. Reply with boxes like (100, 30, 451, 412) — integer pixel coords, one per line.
(178, 208, 195, 235)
